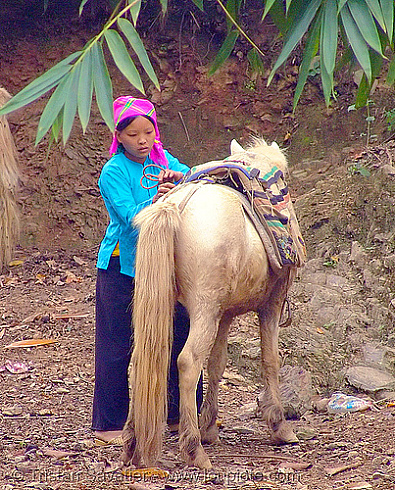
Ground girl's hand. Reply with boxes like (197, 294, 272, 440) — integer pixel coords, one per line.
(157, 169, 184, 184)
(152, 182, 176, 203)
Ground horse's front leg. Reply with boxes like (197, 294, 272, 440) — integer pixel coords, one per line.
(177, 313, 219, 469)
(200, 313, 233, 444)
(258, 277, 298, 444)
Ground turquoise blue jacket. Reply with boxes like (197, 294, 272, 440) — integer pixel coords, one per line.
(97, 151, 189, 277)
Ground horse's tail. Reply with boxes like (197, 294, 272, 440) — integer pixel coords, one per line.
(132, 200, 181, 466)
(0, 88, 20, 272)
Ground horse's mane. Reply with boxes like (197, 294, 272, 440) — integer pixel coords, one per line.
(245, 137, 288, 175)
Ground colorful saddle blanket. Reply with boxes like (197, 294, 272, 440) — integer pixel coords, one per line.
(181, 158, 306, 273)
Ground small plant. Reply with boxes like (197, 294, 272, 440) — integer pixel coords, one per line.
(323, 255, 339, 268)
(244, 79, 256, 92)
(385, 109, 395, 132)
(348, 162, 371, 177)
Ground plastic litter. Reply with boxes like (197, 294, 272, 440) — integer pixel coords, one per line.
(327, 392, 372, 414)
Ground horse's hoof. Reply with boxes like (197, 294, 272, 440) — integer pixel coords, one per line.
(185, 446, 212, 469)
(192, 450, 212, 470)
(272, 423, 298, 445)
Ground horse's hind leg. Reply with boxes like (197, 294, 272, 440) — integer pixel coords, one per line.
(258, 274, 298, 445)
(121, 389, 141, 467)
(200, 312, 233, 444)
(177, 311, 220, 469)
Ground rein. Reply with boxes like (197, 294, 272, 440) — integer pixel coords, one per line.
(140, 163, 164, 190)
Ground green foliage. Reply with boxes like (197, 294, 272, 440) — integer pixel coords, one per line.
(0, 0, 159, 144)
(0, 0, 395, 145)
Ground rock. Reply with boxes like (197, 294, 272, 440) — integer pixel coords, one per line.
(362, 343, 387, 369)
(236, 402, 258, 420)
(345, 366, 395, 392)
(278, 365, 312, 419)
(350, 241, 368, 268)
(381, 163, 395, 176)
(374, 390, 395, 401)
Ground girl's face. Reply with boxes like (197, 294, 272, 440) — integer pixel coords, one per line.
(116, 116, 156, 163)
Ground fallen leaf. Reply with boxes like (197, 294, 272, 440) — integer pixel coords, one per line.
(316, 327, 325, 334)
(121, 467, 170, 479)
(35, 273, 46, 284)
(38, 409, 53, 416)
(73, 255, 87, 266)
(325, 462, 362, 476)
(3, 405, 23, 416)
(278, 461, 312, 471)
(53, 313, 89, 320)
(8, 259, 24, 267)
(5, 338, 58, 349)
(42, 448, 78, 459)
(348, 482, 373, 489)
(65, 271, 82, 283)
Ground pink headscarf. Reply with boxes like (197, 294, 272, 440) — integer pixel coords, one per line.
(109, 96, 168, 168)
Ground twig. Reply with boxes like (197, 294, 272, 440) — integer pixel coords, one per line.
(178, 112, 190, 142)
(211, 452, 303, 462)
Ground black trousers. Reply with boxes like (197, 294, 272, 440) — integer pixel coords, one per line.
(92, 257, 203, 431)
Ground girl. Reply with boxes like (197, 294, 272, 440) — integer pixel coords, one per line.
(92, 96, 202, 444)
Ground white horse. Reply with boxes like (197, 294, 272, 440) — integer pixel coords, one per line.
(122, 138, 302, 470)
(0, 87, 19, 272)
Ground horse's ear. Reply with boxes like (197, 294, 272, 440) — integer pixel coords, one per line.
(271, 141, 280, 150)
(230, 139, 244, 154)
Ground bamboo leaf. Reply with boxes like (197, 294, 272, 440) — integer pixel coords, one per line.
(91, 42, 114, 132)
(338, 0, 348, 11)
(104, 29, 144, 93)
(387, 53, 395, 85)
(159, 0, 168, 13)
(191, 0, 204, 11)
(366, 0, 386, 31)
(51, 109, 63, 142)
(320, 61, 333, 106)
(0, 52, 81, 117)
(226, 0, 241, 31)
(78, 49, 93, 132)
(348, 0, 383, 55)
(79, 0, 89, 16)
(321, 0, 338, 74)
(293, 13, 321, 110)
(208, 30, 239, 76)
(340, 4, 372, 82)
(118, 18, 160, 90)
(62, 63, 81, 143)
(266, 0, 287, 34)
(247, 48, 265, 75)
(262, 0, 277, 21)
(355, 73, 370, 108)
(380, 0, 394, 43)
(127, 0, 141, 25)
(35, 73, 74, 144)
(268, 0, 322, 85)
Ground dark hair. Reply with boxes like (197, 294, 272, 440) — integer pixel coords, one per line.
(116, 115, 154, 131)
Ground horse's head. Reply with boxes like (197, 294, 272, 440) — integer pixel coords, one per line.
(230, 138, 288, 176)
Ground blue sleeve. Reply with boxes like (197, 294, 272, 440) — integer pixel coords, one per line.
(99, 165, 153, 226)
(165, 150, 190, 174)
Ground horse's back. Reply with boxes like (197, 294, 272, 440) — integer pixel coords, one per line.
(166, 183, 270, 311)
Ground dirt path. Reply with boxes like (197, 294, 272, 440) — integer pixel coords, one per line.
(1, 246, 394, 490)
